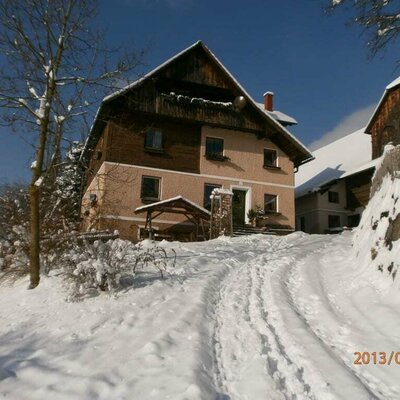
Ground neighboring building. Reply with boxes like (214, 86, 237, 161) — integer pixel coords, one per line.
(295, 75, 400, 234)
(295, 129, 376, 234)
(81, 41, 312, 241)
(365, 76, 400, 158)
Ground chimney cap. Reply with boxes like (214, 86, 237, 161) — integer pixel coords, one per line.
(263, 91, 274, 97)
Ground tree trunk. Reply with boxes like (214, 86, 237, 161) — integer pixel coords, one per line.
(28, 119, 49, 289)
(29, 183, 40, 289)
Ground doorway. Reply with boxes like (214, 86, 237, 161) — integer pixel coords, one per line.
(232, 189, 247, 226)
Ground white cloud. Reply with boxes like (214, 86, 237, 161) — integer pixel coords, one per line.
(309, 103, 377, 150)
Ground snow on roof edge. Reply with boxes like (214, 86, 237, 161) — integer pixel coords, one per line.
(340, 157, 380, 179)
(256, 103, 297, 125)
(366, 75, 400, 133)
(135, 195, 211, 215)
(386, 76, 400, 90)
(103, 41, 202, 103)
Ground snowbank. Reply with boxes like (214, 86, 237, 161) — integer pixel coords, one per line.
(353, 144, 400, 291)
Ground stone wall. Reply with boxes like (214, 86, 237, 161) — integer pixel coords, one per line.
(210, 189, 233, 239)
(370, 144, 400, 197)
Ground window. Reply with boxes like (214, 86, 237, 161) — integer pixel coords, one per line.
(144, 130, 163, 151)
(328, 191, 339, 203)
(264, 194, 277, 213)
(141, 176, 160, 201)
(205, 137, 224, 159)
(348, 214, 360, 228)
(328, 214, 341, 229)
(203, 183, 222, 210)
(264, 149, 277, 168)
(300, 216, 306, 232)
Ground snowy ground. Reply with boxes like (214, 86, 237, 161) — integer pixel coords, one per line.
(1, 232, 400, 400)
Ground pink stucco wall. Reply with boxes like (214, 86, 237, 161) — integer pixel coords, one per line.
(82, 125, 296, 240)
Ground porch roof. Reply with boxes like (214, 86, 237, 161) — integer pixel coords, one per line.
(134, 196, 210, 220)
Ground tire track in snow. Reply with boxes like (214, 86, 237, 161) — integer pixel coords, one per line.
(214, 235, 319, 399)
(213, 234, 379, 400)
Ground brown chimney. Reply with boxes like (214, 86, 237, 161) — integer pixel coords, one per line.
(263, 91, 274, 111)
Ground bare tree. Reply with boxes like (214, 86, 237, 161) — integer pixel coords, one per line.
(328, 0, 400, 56)
(0, 0, 142, 288)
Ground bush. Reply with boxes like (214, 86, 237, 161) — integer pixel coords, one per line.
(58, 239, 176, 300)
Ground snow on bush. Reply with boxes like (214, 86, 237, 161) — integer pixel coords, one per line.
(0, 185, 30, 280)
(353, 144, 400, 291)
(60, 238, 176, 300)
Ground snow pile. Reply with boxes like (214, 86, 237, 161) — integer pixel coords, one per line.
(353, 144, 400, 291)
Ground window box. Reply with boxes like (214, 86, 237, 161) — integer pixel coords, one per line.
(263, 210, 281, 215)
(263, 164, 281, 171)
(205, 153, 230, 161)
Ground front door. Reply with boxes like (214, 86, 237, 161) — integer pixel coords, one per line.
(232, 189, 246, 226)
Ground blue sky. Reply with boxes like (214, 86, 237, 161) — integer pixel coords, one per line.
(1, 0, 399, 182)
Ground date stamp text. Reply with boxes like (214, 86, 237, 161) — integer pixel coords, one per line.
(354, 351, 400, 365)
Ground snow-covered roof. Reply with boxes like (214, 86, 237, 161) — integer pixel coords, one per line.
(84, 41, 312, 168)
(256, 103, 298, 125)
(135, 195, 210, 215)
(103, 41, 202, 103)
(340, 157, 380, 179)
(295, 128, 372, 198)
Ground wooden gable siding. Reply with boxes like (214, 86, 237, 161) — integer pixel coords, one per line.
(370, 88, 400, 159)
(120, 82, 266, 133)
(161, 49, 233, 89)
(105, 116, 201, 174)
(345, 169, 374, 209)
(112, 48, 268, 134)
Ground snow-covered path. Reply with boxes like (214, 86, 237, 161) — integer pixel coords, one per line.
(213, 233, 400, 400)
(1, 232, 400, 399)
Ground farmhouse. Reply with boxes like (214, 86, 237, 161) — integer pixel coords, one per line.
(81, 41, 312, 241)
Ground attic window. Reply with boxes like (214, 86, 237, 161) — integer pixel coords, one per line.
(263, 149, 278, 168)
(145, 130, 163, 151)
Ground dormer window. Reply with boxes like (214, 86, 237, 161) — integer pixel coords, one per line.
(145, 130, 163, 151)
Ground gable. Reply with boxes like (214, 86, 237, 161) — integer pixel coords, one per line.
(367, 85, 400, 159)
(85, 41, 312, 168)
(160, 47, 235, 90)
